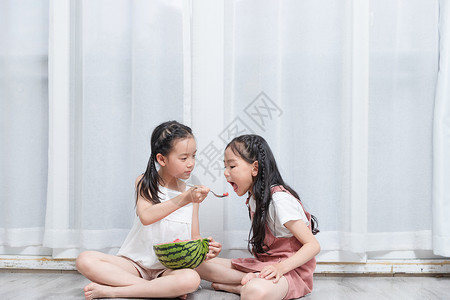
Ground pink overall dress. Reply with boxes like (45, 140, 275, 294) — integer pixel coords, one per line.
(231, 186, 316, 299)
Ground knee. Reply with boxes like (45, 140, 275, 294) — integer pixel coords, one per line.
(241, 280, 269, 300)
(75, 251, 98, 274)
(178, 269, 201, 293)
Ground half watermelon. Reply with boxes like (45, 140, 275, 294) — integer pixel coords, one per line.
(153, 238, 209, 269)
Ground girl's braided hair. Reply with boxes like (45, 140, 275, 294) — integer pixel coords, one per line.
(137, 120, 193, 204)
(226, 134, 319, 256)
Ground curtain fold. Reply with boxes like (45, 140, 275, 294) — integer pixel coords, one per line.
(222, 0, 440, 257)
(432, 0, 450, 257)
(43, 0, 188, 257)
(0, 0, 49, 250)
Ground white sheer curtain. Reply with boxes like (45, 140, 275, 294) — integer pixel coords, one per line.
(0, 0, 49, 251)
(220, 0, 443, 260)
(433, 0, 450, 257)
(1, 0, 190, 258)
(1, 0, 449, 260)
(44, 0, 191, 258)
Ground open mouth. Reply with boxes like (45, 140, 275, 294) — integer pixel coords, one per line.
(228, 181, 238, 192)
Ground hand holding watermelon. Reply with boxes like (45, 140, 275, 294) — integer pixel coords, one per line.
(205, 236, 222, 260)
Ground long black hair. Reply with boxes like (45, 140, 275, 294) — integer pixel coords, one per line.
(226, 134, 319, 256)
(137, 120, 193, 205)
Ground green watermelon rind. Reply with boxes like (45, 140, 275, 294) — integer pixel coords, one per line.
(153, 238, 209, 269)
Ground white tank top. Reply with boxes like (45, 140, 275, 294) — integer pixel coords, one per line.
(117, 186, 193, 269)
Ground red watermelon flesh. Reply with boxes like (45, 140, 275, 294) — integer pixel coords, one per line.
(156, 238, 191, 245)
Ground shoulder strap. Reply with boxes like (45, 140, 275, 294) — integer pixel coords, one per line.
(270, 185, 290, 195)
(270, 185, 312, 228)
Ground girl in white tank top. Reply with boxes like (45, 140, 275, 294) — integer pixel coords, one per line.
(75, 121, 221, 300)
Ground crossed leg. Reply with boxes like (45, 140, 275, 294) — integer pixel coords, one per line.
(195, 258, 288, 300)
(76, 250, 200, 300)
(240, 275, 288, 300)
(195, 257, 245, 294)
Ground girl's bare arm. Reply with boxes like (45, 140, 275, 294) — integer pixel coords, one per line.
(191, 199, 222, 259)
(191, 203, 201, 239)
(259, 219, 320, 282)
(136, 178, 209, 226)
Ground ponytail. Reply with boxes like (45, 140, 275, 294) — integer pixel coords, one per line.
(137, 121, 193, 205)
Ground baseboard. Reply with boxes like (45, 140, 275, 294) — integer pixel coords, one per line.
(0, 256, 76, 271)
(1, 255, 449, 276)
(315, 260, 450, 276)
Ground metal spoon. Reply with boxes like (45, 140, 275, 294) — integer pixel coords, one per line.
(209, 190, 229, 198)
(188, 185, 229, 198)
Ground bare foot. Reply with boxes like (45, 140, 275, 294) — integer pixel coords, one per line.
(211, 282, 241, 294)
(83, 282, 189, 300)
(84, 282, 112, 300)
(241, 272, 259, 285)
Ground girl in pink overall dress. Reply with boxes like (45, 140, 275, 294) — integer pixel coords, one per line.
(196, 134, 320, 300)
(232, 185, 316, 299)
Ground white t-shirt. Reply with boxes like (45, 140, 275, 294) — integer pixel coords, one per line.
(248, 191, 309, 238)
(117, 186, 193, 269)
